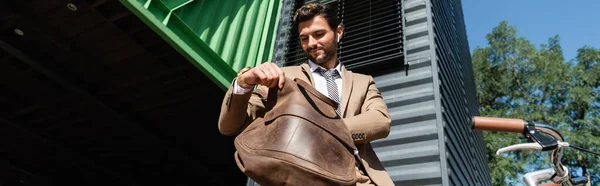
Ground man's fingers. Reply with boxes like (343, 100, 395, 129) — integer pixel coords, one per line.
(266, 63, 279, 79)
(358, 175, 370, 183)
(266, 64, 281, 88)
(277, 67, 285, 88)
(354, 172, 370, 183)
(355, 167, 370, 183)
(261, 66, 273, 79)
(258, 67, 277, 88)
(268, 77, 278, 88)
(259, 67, 275, 88)
(254, 68, 267, 85)
(265, 63, 285, 88)
(252, 62, 284, 88)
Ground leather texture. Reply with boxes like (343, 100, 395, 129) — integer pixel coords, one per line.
(219, 63, 394, 186)
(234, 77, 362, 186)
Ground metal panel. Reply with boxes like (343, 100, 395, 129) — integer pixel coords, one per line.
(273, 0, 299, 66)
(174, 0, 281, 70)
(120, 0, 282, 90)
(372, 68, 442, 186)
(337, 0, 403, 70)
(429, 0, 492, 185)
(363, 0, 445, 185)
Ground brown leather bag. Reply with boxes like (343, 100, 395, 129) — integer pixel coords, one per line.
(233, 78, 366, 186)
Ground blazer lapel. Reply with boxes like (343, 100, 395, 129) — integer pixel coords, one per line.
(299, 63, 315, 86)
(341, 66, 353, 117)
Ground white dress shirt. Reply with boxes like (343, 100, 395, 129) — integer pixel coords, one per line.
(306, 60, 343, 102)
(233, 60, 343, 103)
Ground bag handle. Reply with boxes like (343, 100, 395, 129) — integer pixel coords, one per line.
(294, 78, 338, 109)
(266, 78, 338, 110)
(265, 83, 280, 111)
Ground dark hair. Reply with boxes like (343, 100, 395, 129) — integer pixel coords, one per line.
(292, 3, 340, 31)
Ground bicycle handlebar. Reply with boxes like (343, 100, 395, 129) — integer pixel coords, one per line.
(471, 116, 578, 186)
(472, 116, 526, 133)
(472, 116, 564, 142)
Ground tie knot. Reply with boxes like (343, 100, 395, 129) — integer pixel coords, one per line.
(316, 68, 340, 79)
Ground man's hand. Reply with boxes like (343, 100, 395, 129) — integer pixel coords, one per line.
(240, 62, 285, 88)
(355, 167, 370, 183)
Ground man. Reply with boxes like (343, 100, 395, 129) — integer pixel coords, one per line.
(218, 3, 393, 186)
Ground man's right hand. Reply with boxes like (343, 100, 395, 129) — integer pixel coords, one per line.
(239, 62, 285, 89)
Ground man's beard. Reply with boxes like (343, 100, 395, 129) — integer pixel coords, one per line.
(305, 42, 337, 65)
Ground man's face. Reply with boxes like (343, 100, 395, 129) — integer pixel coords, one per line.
(298, 16, 341, 66)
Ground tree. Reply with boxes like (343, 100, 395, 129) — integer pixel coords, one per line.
(472, 21, 600, 185)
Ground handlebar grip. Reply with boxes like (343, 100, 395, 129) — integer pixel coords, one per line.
(472, 116, 525, 133)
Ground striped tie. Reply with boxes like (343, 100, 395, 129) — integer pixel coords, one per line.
(316, 68, 342, 116)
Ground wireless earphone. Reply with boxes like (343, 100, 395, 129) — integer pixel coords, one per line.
(337, 34, 341, 42)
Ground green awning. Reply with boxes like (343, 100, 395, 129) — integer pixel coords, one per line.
(120, 0, 282, 90)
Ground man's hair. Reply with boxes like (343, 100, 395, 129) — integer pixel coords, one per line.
(292, 3, 340, 31)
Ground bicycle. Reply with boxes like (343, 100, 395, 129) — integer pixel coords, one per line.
(471, 116, 596, 186)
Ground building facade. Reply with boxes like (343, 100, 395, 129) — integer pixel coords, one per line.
(262, 0, 491, 185)
(0, 0, 489, 185)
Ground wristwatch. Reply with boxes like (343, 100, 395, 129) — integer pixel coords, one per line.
(237, 67, 254, 89)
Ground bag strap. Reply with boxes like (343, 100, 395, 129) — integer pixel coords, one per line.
(266, 83, 279, 111)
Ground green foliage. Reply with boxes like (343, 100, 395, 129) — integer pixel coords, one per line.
(472, 21, 600, 185)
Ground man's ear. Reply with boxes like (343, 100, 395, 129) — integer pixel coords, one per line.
(336, 24, 344, 41)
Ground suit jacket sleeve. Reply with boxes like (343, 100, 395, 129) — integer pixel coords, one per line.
(343, 76, 391, 144)
(218, 78, 269, 136)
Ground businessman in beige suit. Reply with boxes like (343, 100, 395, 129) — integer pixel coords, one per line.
(218, 3, 394, 186)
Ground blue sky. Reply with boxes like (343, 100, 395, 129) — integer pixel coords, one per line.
(461, 0, 600, 61)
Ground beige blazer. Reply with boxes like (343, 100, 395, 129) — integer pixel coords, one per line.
(218, 63, 394, 186)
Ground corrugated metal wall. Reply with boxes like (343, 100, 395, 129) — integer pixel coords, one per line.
(371, 67, 442, 185)
(175, 0, 281, 71)
(121, 0, 282, 89)
(430, 0, 492, 185)
(367, 0, 445, 185)
(273, 0, 299, 66)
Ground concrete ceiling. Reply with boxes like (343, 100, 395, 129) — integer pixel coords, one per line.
(0, 0, 245, 185)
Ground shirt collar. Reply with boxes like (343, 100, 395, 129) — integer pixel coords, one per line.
(308, 59, 342, 74)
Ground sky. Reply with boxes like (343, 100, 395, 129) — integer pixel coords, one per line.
(461, 0, 600, 62)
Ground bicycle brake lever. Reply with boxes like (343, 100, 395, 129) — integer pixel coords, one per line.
(496, 143, 542, 155)
(496, 142, 570, 156)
